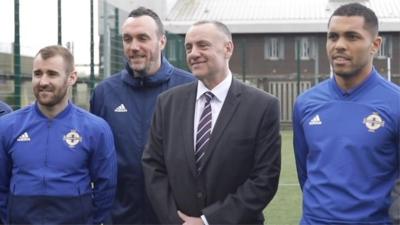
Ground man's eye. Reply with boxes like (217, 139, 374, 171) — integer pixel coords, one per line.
(348, 34, 358, 40)
(123, 37, 132, 42)
(138, 36, 149, 41)
(328, 34, 337, 40)
(48, 71, 58, 76)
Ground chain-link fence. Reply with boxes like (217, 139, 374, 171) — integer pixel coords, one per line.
(1, 0, 399, 123)
(1, 31, 399, 119)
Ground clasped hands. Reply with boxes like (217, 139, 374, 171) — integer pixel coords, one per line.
(178, 210, 204, 225)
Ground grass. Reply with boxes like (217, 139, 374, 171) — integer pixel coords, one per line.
(263, 130, 302, 225)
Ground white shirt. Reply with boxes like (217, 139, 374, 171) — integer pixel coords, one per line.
(193, 72, 232, 225)
(193, 72, 233, 148)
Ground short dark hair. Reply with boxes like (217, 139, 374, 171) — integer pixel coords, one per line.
(192, 20, 232, 41)
(328, 3, 379, 36)
(128, 7, 165, 37)
(35, 45, 74, 74)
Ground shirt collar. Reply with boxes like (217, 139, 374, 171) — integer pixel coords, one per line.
(196, 71, 232, 102)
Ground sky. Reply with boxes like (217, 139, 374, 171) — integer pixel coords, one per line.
(0, 0, 99, 71)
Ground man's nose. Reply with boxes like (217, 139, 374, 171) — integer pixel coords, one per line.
(188, 46, 200, 58)
(128, 39, 140, 51)
(38, 74, 51, 86)
(334, 37, 347, 51)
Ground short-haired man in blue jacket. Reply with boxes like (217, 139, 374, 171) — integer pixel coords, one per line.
(293, 3, 400, 224)
(0, 45, 117, 224)
(90, 6, 195, 225)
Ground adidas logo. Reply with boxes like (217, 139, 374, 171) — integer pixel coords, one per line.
(114, 104, 128, 112)
(17, 132, 31, 142)
(309, 115, 322, 125)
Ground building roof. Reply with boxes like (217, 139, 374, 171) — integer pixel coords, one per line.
(164, 0, 400, 33)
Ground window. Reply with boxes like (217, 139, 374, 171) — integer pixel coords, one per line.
(167, 39, 177, 61)
(264, 37, 284, 60)
(377, 35, 392, 58)
(294, 37, 312, 60)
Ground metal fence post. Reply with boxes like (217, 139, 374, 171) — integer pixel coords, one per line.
(13, 0, 21, 109)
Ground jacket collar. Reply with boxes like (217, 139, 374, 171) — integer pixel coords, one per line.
(34, 100, 73, 119)
(121, 56, 173, 88)
(331, 67, 379, 97)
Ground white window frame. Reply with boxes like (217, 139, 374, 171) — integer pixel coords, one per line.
(295, 37, 314, 60)
(264, 37, 284, 60)
(299, 37, 311, 60)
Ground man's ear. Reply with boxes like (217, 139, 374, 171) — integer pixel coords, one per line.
(159, 34, 167, 51)
(370, 35, 382, 55)
(225, 41, 234, 59)
(68, 70, 78, 87)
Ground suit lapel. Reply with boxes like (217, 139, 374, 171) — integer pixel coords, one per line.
(199, 79, 242, 173)
(180, 83, 198, 177)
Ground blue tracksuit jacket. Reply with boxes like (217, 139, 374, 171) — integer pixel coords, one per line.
(90, 57, 195, 224)
(0, 102, 117, 224)
(293, 68, 400, 224)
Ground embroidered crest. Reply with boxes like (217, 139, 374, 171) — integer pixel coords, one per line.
(63, 130, 82, 148)
(363, 112, 384, 132)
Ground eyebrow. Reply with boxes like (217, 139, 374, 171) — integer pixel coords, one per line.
(328, 30, 360, 35)
(345, 31, 360, 35)
(123, 32, 151, 37)
(32, 69, 59, 74)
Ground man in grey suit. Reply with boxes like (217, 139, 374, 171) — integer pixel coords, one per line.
(142, 20, 281, 224)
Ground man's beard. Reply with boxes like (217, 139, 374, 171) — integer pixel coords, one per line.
(332, 64, 364, 79)
(35, 88, 68, 107)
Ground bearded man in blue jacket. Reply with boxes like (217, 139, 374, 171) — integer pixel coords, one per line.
(0, 45, 117, 224)
(90, 7, 195, 225)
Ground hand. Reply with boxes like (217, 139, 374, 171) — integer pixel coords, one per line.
(177, 211, 204, 225)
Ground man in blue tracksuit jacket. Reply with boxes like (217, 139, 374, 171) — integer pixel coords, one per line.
(0, 101, 12, 117)
(293, 3, 400, 224)
(90, 7, 194, 225)
(0, 45, 117, 224)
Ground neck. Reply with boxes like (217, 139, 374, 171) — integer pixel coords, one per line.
(38, 99, 69, 119)
(335, 65, 373, 91)
(202, 69, 230, 90)
(128, 59, 162, 78)
(146, 58, 163, 76)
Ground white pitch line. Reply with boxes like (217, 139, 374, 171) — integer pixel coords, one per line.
(278, 183, 299, 186)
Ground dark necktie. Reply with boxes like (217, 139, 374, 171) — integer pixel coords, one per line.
(195, 91, 214, 172)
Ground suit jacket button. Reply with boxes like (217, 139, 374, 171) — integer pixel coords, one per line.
(197, 192, 203, 198)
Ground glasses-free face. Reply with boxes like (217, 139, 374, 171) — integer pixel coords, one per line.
(122, 15, 166, 76)
(326, 16, 380, 80)
(185, 23, 233, 88)
(32, 55, 76, 111)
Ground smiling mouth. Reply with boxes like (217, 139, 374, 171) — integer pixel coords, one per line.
(191, 61, 205, 67)
(39, 88, 52, 92)
(334, 57, 349, 62)
(332, 56, 351, 64)
(39, 90, 53, 95)
(130, 55, 145, 60)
